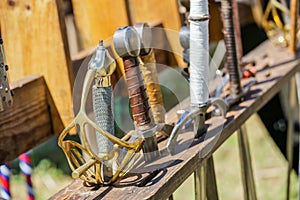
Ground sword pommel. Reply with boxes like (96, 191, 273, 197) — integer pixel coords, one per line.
(113, 26, 140, 58)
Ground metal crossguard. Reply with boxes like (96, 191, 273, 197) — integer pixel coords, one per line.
(58, 41, 144, 185)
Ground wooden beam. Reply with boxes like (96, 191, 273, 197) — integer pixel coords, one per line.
(0, 0, 74, 126)
(0, 75, 63, 165)
(71, 0, 129, 49)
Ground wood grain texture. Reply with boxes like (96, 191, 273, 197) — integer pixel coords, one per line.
(128, 0, 184, 67)
(71, 0, 129, 49)
(0, 0, 74, 126)
(0, 75, 63, 164)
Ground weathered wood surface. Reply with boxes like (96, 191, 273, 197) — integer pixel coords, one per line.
(51, 40, 300, 200)
(0, 75, 63, 165)
(71, 0, 129, 49)
(0, 0, 74, 127)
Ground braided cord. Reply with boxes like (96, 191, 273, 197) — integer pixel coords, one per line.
(0, 164, 11, 200)
(221, 0, 242, 97)
(92, 85, 114, 154)
(140, 52, 165, 124)
(19, 153, 34, 200)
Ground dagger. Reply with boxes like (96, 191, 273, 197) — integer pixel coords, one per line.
(113, 26, 159, 162)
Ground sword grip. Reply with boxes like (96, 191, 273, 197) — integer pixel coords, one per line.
(140, 51, 165, 124)
(221, 0, 242, 97)
(123, 57, 153, 129)
(92, 85, 114, 154)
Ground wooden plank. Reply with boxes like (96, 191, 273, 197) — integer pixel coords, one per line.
(0, 75, 63, 165)
(71, 0, 129, 49)
(127, 0, 181, 31)
(71, 0, 185, 67)
(128, 0, 184, 67)
(51, 40, 300, 199)
(0, 0, 74, 126)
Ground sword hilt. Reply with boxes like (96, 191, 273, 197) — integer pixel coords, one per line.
(220, 0, 243, 98)
(123, 57, 153, 127)
(89, 41, 116, 182)
(113, 26, 159, 162)
(134, 22, 165, 125)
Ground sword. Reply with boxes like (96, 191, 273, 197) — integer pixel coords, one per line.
(220, 0, 256, 106)
(167, 0, 227, 153)
(58, 41, 144, 185)
(90, 40, 115, 182)
(113, 26, 159, 162)
(134, 22, 174, 142)
(0, 38, 13, 112)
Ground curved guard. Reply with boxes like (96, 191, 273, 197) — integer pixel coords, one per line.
(58, 41, 144, 186)
(166, 98, 227, 154)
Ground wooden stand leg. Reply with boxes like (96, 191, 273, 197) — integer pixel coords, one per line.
(194, 156, 219, 200)
(168, 194, 174, 200)
(194, 160, 207, 200)
(206, 157, 219, 200)
(286, 76, 296, 200)
(238, 125, 257, 200)
(295, 73, 300, 194)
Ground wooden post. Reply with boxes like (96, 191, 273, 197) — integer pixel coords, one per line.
(194, 160, 207, 200)
(286, 76, 296, 199)
(0, 0, 74, 127)
(289, 0, 299, 54)
(237, 125, 257, 200)
(0, 75, 63, 164)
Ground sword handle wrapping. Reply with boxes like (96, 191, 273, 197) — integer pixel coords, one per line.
(123, 57, 153, 129)
(140, 51, 165, 124)
(92, 85, 114, 154)
(221, 0, 242, 97)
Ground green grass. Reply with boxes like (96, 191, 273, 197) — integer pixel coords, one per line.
(10, 159, 72, 200)
(7, 114, 299, 199)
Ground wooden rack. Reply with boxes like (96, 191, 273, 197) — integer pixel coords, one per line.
(51, 40, 300, 199)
